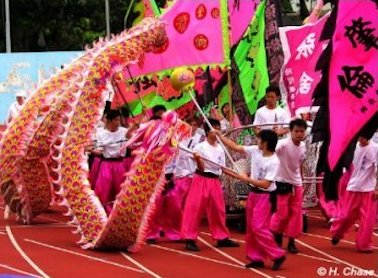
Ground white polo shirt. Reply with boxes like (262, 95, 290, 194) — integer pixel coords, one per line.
(174, 133, 203, 178)
(253, 106, 290, 130)
(193, 140, 225, 176)
(97, 127, 127, 158)
(275, 137, 306, 185)
(347, 142, 378, 192)
(244, 145, 280, 192)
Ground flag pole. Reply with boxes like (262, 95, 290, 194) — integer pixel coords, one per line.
(5, 0, 11, 52)
(225, 0, 234, 126)
(188, 90, 240, 173)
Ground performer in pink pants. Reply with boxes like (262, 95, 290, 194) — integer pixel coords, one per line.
(146, 170, 183, 242)
(317, 167, 352, 221)
(218, 129, 286, 271)
(270, 119, 307, 254)
(181, 118, 239, 252)
(331, 132, 378, 252)
(92, 110, 130, 214)
(174, 117, 203, 209)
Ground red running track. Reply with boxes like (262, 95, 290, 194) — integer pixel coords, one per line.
(0, 204, 377, 278)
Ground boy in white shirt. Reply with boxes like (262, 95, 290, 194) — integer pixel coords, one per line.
(92, 110, 130, 214)
(181, 118, 239, 252)
(330, 132, 378, 253)
(174, 117, 203, 208)
(252, 85, 290, 136)
(269, 119, 307, 254)
(217, 129, 286, 271)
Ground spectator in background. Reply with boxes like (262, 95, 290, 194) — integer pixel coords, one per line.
(252, 85, 290, 136)
(6, 89, 27, 125)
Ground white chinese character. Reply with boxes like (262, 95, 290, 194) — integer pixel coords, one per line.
(295, 33, 316, 60)
(284, 68, 293, 76)
(287, 76, 295, 85)
(299, 72, 314, 94)
(289, 86, 296, 93)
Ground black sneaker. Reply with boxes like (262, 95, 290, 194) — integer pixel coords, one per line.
(146, 239, 157, 245)
(287, 238, 299, 254)
(245, 261, 264, 268)
(185, 240, 200, 252)
(287, 243, 299, 254)
(272, 255, 286, 271)
(216, 238, 240, 248)
(273, 233, 283, 247)
(331, 237, 340, 245)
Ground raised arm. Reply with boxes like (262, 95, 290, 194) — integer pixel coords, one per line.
(222, 168, 272, 189)
(214, 130, 245, 154)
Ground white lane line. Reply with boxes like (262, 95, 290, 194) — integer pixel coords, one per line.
(304, 232, 378, 250)
(6, 226, 50, 278)
(307, 214, 378, 238)
(201, 232, 339, 265)
(150, 244, 245, 269)
(197, 237, 273, 278)
(297, 253, 339, 264)
(120, 252, 160, 278)
(24, 238, 143, 273)
(297, 239, 378, 277)
(0, 263, 42, 278)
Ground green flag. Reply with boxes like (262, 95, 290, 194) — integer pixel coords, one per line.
(234, 0, 269, 115)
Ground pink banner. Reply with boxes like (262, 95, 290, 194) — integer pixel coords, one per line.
(327, 0, 378, 170)
(228, 0, 259, 44)
(116, 0, 258, 104)
(280, 13, 330, 116)
(124, 0, 228, 79)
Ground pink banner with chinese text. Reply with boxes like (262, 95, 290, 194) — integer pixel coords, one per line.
(327, 0, 378, 170)
(125, 0, 228, 79)
(279, 13, 330, 116)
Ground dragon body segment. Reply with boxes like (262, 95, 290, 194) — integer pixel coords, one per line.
(0, 18, 191, 251)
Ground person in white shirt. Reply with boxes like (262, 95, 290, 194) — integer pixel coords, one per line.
(181, 118, 239, 252)
(146, 117, 205, 245)
(331, 132, 378, 253)
(269, 119, 307, 254)
(252, 85, 290, 136)
(174, 117, 203, 207)
(92, 110, 130, 214)
(217, 129, 286, 270)
(6, 89, 27, 125)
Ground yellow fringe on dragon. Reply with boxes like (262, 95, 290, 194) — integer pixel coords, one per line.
(0, 18, 190, 252)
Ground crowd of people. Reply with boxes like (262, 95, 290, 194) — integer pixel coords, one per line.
(5, 84, 377, 271)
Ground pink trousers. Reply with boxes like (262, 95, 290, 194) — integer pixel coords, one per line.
(331, 191, 377, 252)
(146, 186, 183, 241)
(94, 160, 126, 213)
(318, 170, 351, 219)
(246, 193, 285, 262)
(89, 157, 101, 189)
(270, 186, 303, 238)
(174, 176, 192, 209)
(181, 174, 229, 240)
(123, 156, 134, 173)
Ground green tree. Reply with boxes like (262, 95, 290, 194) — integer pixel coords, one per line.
(0, 0, 131, 52)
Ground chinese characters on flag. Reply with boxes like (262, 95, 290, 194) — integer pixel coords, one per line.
(327, 0, 378, 170)
(279, 13, 330, 116)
